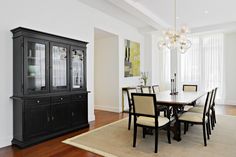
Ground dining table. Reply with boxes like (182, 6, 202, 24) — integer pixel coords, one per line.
(155, 90, 206, 141)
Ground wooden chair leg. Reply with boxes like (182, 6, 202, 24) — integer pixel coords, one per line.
(203, 123, 207, 146)
(143, 127, 146, 139)
(179, 121, 181, 139)
(133, 123, 137, 147)
(155, 127, 158, 153)
(167, 123, 171, 144)
(208, 118, 211, 135)
(206, 122, 210, 140)
(128, 112, 131, 130)
(184, 122, 187, 134)
(211, 115, 214, 130)
(213, 109, 217, 124)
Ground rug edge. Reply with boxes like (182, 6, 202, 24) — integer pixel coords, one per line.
(63, 138, 118, 157)
(63, 118, 128, 141)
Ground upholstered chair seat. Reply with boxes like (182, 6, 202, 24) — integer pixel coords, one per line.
(137, 116, 169, 127)
(179, 112, 207, 123)
(188, 106, 204, 113)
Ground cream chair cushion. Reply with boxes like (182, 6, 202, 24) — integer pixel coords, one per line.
(133, 95, 155, 115)
(184, 106, 194, 111)
(142, 87, 150, 93)
(183, 85, 197, 92)
(188, 106, 204, 113)
(137, 116, 169, 127)
(179, 112, 207, 122)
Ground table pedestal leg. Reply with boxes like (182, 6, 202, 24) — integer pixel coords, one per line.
(172, 106, 181, 141)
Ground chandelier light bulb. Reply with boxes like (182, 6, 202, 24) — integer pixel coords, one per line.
(158, 0, 192, 54)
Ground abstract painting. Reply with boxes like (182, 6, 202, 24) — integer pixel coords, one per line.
(124, 39, 140, 77)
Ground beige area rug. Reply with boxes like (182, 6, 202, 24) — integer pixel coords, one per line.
(63, 115, 236, 157)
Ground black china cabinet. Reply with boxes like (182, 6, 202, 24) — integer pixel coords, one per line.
(11, 27, 89, 148)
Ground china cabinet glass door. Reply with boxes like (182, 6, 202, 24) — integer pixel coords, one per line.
(24, 38, 49, 94)
(51, 43, 69, 91)
(71, 46, 86, 90)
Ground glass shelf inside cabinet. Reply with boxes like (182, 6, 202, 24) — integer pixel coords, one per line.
(71, 49, 84, 89)
(52, 46, 68, 90)
(27, 42, 46, 92)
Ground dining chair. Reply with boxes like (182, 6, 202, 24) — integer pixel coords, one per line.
(188, 88, 217, 131)
(141, 86, 151, 93)
(183, 84, 198, 92)
(152, 85, 160, 93)
(126, 88, 137, 130)
(182, 84, 198, 112)
(152, 85, 169, 117)
(211, 87, 218, 129)
(178, 90, 213, 146)
(131, 93, 171, 153)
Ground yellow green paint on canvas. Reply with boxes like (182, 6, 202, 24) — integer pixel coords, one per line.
(124, 40, 140, 77)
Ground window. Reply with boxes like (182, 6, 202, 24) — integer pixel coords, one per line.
(180, 33, 224, 99)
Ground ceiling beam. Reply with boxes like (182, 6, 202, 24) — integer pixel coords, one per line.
(107, 0, 169, 31)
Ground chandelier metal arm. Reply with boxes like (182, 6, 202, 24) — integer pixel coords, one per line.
(158, 0, 191, 54)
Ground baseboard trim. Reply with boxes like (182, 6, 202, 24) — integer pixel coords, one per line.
(94, 105, 119, 113)
(220, 99, 236, 105)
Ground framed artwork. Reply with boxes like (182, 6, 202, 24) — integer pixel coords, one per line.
(124, 39, 140, 77)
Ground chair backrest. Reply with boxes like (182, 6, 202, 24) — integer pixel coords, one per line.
(131, 93, 157, 117)
(127, 88, 137, 106)
(203, 90, 214, 119)
(183, 84, 198, 92)
(152, 85, 160, 94)
(141, 86, 151, 93)
(212, 87, 218, 107)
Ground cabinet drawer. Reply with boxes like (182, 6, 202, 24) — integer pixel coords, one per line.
(51, 96, 71, 103)
(71, 94, 87, 101)
(25, 98, 50, 106)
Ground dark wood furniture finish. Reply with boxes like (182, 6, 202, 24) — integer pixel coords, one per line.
(178, 90, 214, 146)
(126, 88, 137, 130)
(131, 93, 171, 153)
(1, 108, 236, 157)
(154, 90, 206, 141)
(211, 87, 218, 129)
(11, 27, 89, 148)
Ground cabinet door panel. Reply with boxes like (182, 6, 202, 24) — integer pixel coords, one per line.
(70, 100, 88, 126)
(70, 46, 86, 91)
(24, 38, 49, 94)
(50, 43, 69, 92)
(24, 104, 50, 139)
(51, 103, 70, 131)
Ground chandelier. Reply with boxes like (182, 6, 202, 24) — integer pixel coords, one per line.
(159, 0, 191, 53)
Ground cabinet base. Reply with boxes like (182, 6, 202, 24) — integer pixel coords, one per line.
(12, 123, 89, 148)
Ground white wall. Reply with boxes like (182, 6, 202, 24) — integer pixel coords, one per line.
(0, 0, 145, 147)
(224, 32, 236, 105)
(94, 36, 119, 112)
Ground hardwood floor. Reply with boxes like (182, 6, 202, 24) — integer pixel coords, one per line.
(0, 105, 236, 157)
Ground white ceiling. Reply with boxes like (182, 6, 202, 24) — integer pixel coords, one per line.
(136, 0, 236, 28)
(77, 0, 148, 28)
(78, 0, 236, 32)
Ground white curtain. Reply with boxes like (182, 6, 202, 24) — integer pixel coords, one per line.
(180, 33, 224, 100)
(160, 48, 171, 90)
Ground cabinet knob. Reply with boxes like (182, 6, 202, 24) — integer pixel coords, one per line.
(60, 97, 63, 100)
(37, 100, 40, 103)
